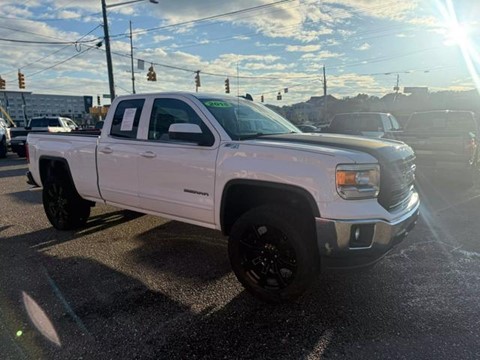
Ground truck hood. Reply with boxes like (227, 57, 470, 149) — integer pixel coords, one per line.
(255, 133, 413, 163)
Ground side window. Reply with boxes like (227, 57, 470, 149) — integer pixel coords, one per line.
(110, 99, 145, 139)
(389, 115, 400, 130)
(148, 98, 214, 144)
(49, 118, 60, 127)
(381, 115, 392, 131)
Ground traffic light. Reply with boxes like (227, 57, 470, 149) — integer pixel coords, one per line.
(277, 91, 282, 100)
(261, 95, 264, 103)
(97, 95, 101, 106)
(195, 71, 201, 88)
(224, 78, 230, 93)
(147, 65, 157, 81)
(0, 77, 5, 90)
(18, 71, 25, 89)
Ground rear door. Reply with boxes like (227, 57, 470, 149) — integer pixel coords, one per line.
(135, 96, 219, 225)
(97, 98, 146, 208)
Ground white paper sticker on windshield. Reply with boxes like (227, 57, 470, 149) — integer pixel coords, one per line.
(120, 108, 137, 131)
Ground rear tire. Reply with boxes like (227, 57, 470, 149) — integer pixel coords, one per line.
(0, 138, 7, 158)
(42, 178, 91, 230)
(228, 205, 319, 303)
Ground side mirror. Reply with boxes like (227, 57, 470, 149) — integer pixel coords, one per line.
(25, 126, 31, 131)
(169, 123, 207, 145)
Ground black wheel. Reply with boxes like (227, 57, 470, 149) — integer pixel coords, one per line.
(42, 178, 91, 230)
(0, 138, 6, 158)
(228, 205, 319, 303)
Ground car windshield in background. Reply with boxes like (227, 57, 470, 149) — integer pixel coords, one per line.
(330, 114, 382, 132)
(407, 112, 475, 132)
(198, 97, 299, 140)
(29, 118, 60, 127)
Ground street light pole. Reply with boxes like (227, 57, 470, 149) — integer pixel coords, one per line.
(101, 0, 116, 100)
(129, 21, 136, 94)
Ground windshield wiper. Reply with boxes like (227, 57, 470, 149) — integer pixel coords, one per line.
(237, 131, 298, 140)
(238, 132, 267, 140)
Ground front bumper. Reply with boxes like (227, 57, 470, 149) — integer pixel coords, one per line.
(315, 192, 420, 269)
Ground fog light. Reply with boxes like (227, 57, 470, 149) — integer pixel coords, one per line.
(349, 224, 375, 249)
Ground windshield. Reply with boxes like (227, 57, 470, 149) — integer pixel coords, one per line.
(199, 97, 299, 140)
(330, 113, 382, 132)
(407, 111, 475, 131)
(29, 117, 61, 127)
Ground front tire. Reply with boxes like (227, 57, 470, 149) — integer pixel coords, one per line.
(228, 205, 319, 303)
(42, 178, 91, 230)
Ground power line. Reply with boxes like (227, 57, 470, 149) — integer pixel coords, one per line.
(1, 24, 103, 77)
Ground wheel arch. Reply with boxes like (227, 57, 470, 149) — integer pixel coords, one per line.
(220, 179, 320, 235)
(39, 156, 79, 194)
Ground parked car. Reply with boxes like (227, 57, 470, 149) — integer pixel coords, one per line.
(0, 117, 10, 158)
(325, 112, 402, 139)
(396, 110, 479, 170)
(27, 92, 419, 302)
(10, 116, 77, 157)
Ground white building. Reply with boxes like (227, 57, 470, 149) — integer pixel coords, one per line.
(0, 90, 93, 126)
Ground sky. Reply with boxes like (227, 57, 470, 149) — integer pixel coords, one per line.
(0, 0, 479, 105)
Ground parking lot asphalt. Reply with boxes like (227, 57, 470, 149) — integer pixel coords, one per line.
(1, 154, 479, 359)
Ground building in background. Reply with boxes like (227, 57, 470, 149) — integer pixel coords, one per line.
(0, 90, 93, 126)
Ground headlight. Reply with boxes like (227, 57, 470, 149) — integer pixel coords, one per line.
(336, 164, 380, 199)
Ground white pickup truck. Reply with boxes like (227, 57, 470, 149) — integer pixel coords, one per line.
(27, 92, 419, 302)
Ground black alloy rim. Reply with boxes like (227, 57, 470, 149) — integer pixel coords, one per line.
(239, 224, 297, 290)
(46, 184, 68, 226)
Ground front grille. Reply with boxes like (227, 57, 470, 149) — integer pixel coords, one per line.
(378, 155, 416, 212)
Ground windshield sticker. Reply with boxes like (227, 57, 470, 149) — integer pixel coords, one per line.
(120, 108, 136, 131)
(204, 101, 232, 108)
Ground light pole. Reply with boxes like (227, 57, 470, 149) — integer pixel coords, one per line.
(101, 0, 159, 100)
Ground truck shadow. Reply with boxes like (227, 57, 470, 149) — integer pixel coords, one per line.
(7, 189, 42, 204)
(4, 209, 145, 251)
(130, 221, 231, 282)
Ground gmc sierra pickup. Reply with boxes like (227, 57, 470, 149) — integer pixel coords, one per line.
(27, 92, 419, 302)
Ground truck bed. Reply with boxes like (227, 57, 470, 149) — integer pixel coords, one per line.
(27, 132, 101, 201)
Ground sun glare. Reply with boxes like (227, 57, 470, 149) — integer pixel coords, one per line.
(446, 21, 470, 47)
(438, 0, 480, 94)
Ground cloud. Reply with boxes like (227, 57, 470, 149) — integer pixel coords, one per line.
(324, 0, 419, 21)
(354, 42, 371, 51)
(303, 50, 343, 60)
(56, 10, 82, 19)
(286, 44, 322, 52)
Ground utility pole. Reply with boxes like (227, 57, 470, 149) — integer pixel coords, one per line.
(129, 21, 136, 94)
(101, 0, 116, 100)
(323, 65, 327, 122)
(393, 74, 400, 103)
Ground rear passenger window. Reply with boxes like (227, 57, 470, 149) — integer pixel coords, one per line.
(110, 99, 145, 139)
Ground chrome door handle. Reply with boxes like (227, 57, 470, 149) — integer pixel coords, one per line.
(140, 151, 156, 158)
(99, 146, 113, 154)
